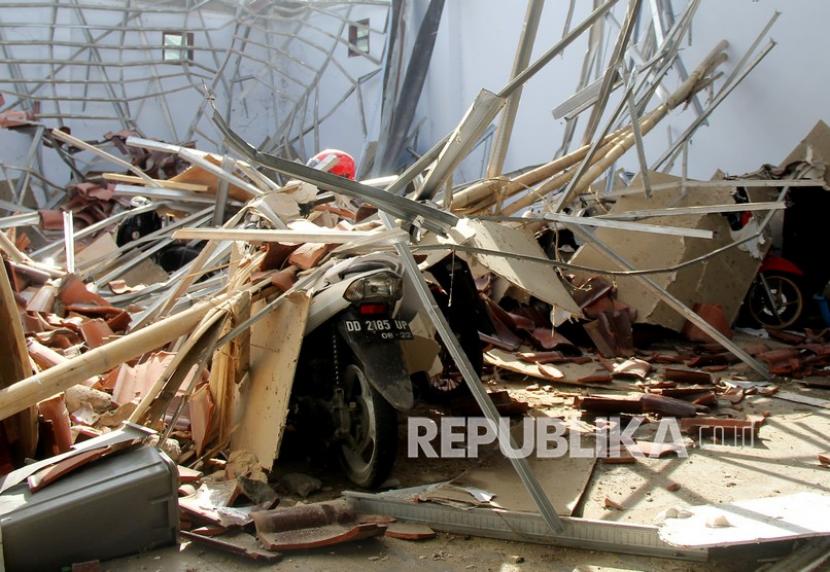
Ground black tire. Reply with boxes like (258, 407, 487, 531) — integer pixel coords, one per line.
(338, 363, 398, 489)
(747, 271, 805, 329)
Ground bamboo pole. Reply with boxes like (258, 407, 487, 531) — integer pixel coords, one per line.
(499, 133, 632, 215)
(502, 108, 664, 215)
(457, 131, 625, 215)
(505, 41, 729, 215)
(0, 292, 232, 422)
(451, 126, 629, 211)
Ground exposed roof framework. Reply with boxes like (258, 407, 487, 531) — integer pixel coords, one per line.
(0, 0, 389, 209)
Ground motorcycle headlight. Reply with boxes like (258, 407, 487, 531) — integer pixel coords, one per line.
(343, 271, 403, 303)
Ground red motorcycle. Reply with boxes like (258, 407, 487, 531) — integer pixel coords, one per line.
(745, 255, 806, 329)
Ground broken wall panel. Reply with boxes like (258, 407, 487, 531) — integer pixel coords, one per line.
(230, 291, 311, 471)
(456, 219, 580, 315)
(570, 172, 767, 331)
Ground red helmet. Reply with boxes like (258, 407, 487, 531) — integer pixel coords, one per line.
(306, 149, 356, 180)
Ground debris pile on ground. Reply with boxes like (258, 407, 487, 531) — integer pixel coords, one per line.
(1, 2, 829, 570)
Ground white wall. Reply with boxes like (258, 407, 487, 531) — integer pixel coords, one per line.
(283, 3, 388, 162)
(410, 0, 828, 184)
(649, 0, 830, 177)
(1, 0, 827, 198)
(0, 1, 281, 190)
(0, 0, 387, 193)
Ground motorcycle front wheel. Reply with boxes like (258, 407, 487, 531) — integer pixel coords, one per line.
(747, 271, 805, 329)
(338, 363, 398, 489)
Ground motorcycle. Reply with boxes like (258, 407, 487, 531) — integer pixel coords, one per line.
(290, 253, 415, 488)
(744, 254, 807, 330)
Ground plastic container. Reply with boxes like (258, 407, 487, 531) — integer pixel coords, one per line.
(0, 439, 178, 571)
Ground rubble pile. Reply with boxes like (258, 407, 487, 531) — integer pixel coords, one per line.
(0, 2, 829, 570)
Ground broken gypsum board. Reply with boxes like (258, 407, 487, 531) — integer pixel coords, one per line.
(211, 266, 328, 349)
(209, 105, 457, 236)
(90, 208, 214, 264)
(30, 201, 162, 258)
(565, 223, 768, 378)
(377, 211, 563, 534)
(81, 211, 214, 282)
(344, 491, 708, 562)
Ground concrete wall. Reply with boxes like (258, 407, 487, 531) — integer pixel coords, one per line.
(649, 0, 830, 177)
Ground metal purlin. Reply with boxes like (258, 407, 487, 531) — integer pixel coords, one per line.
(0, 0, 390, 212)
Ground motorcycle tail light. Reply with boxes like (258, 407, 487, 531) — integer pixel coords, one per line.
(358, 303, 387, 315)
(344, 271, 403, 303)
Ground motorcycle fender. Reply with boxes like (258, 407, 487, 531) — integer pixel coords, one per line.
(760, 256, 805, 277)
(337, 323, 414, 411)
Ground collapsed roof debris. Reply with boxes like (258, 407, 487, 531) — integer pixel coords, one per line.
(0, 0, 829, 570)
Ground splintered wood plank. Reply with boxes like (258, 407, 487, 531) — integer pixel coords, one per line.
(0, 260, 30, 387)
(208, 290, 251, 445)
(421, 435, 597, 516)
(230, 291, 311, 469)
(0, 259, 37, 458)
(170, 157, 251, 201)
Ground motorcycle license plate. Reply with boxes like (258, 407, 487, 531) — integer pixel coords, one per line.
(343, 318, 413, 341)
